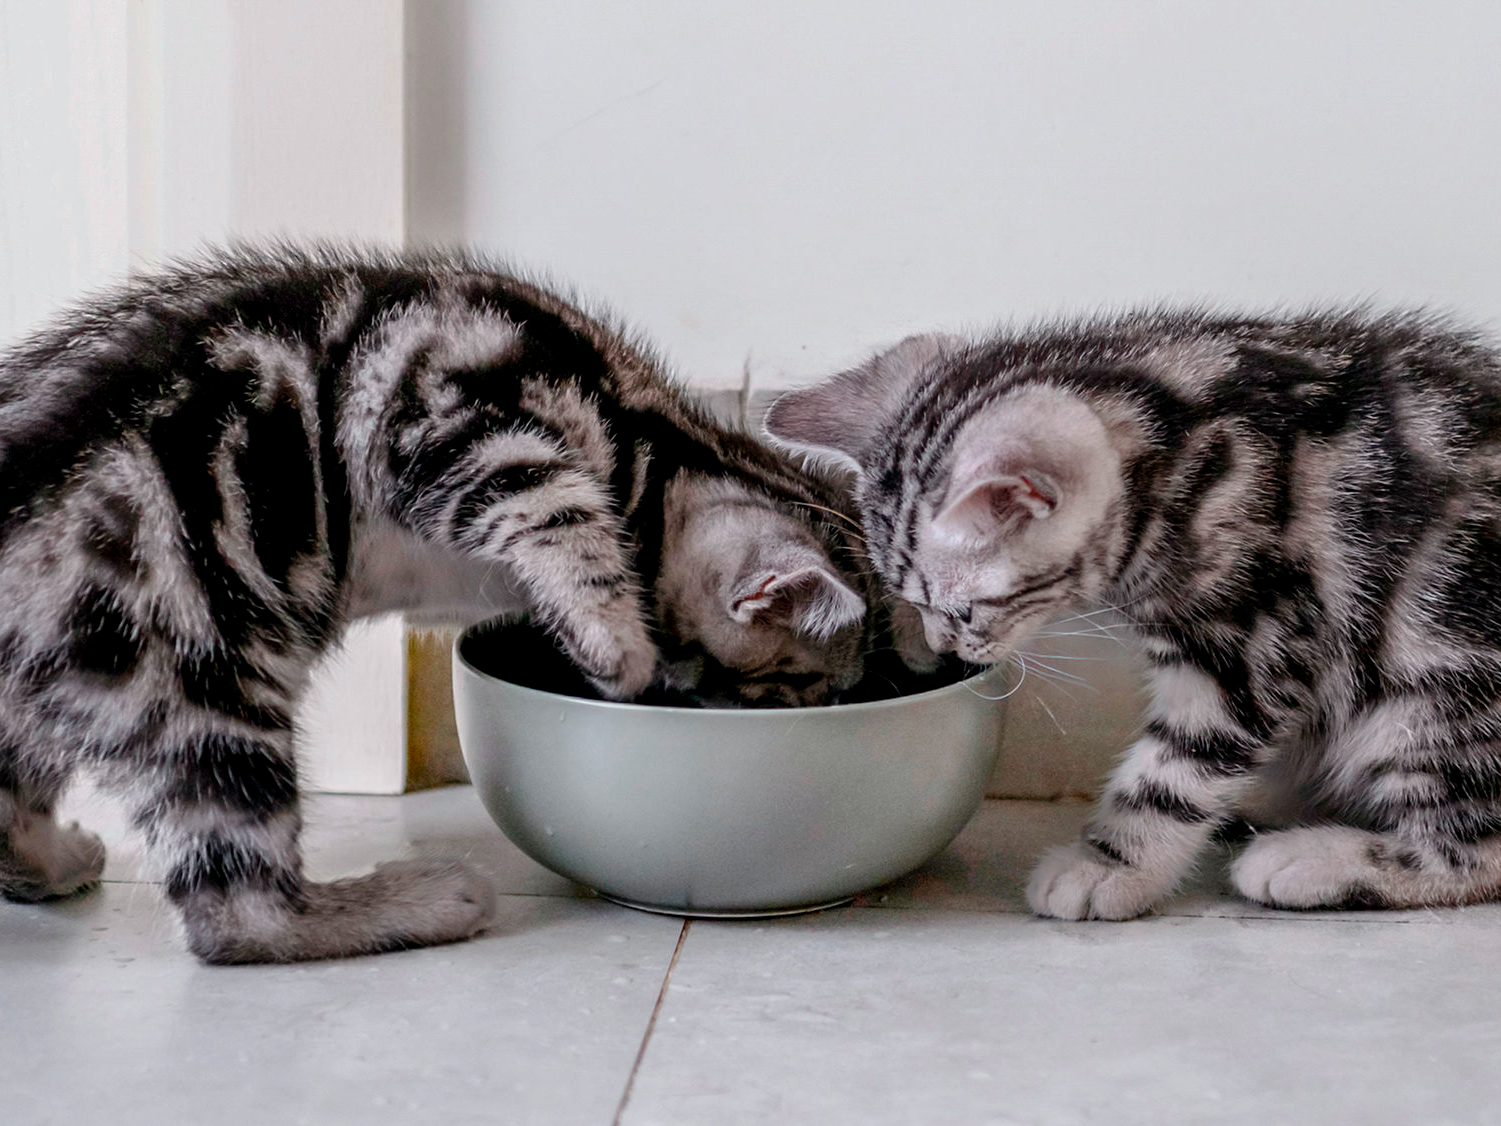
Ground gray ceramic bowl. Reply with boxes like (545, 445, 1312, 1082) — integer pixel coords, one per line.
(453, 622, 1005, 917)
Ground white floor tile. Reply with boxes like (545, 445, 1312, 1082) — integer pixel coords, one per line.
(855, 796, 1089, 912)
(621, 908, 1501, 1126)
(14, 786, 1501, 1126)
(867, 798, 1501, 927)
(56, 781, 583, 897)
(3, 883, 680, 1126)
(298, 785, 585, 897)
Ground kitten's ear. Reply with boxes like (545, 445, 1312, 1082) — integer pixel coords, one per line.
(932, 465, 1059, 545)
(763, 333, 962, 473)
(726, 543, 866, 640)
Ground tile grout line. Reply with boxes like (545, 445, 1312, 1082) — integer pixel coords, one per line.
(612, 919, 690, 1126)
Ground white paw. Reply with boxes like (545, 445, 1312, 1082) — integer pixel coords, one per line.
(574, 613, 659, 700)
(183, 859, 499, 964)
(371, 857, 498, 939)
(47, 821, 106, 894)
(592, 631, 659, 699)
(1026, 841, 1168, 920)
(12, 814, 106, 897)
(1229, 826, 1380, 909)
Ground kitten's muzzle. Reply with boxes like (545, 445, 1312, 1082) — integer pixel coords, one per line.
(957, 640, 1010, 665)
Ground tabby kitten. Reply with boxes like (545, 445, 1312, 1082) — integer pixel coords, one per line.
(0, 245, 876, 963)
(767, 310, 1501, 919)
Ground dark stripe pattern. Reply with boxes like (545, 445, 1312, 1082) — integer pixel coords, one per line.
(0, 244, 878, 936)
(847, 306, 1501, 882)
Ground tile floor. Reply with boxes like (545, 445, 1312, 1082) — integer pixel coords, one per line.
(6, 786, 1501, 1125)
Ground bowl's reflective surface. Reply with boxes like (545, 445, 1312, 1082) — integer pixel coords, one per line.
(453, 622, 1005, 916)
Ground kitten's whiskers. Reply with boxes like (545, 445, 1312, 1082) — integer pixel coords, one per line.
(1014, 650, 1097, 691)
(788, 501, 868, 544)
(964, 656, 1028, 701)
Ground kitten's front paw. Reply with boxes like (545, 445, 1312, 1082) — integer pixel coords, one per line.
(590, 635, 659, 700)
(567, 611, 659, 700)
(1, 814, 106, 901)
(184, 858, 498, 964)
(48, 821, 106, 896)
(1230, 826, 1385, 909)
(1026, 842, 1166, 921)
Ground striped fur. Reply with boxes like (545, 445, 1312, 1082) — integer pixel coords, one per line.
(0, 245, 879, 962)
(767, 308, 1501, 918)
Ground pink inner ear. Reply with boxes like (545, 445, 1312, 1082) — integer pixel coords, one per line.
(1017, 475, 1051, 509)
(934, 471, 1056, 543)
(732, 574, 778, 614)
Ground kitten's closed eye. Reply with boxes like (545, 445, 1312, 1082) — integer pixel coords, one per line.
(905, 599, 970, 624)
(771, 305, 1501, 925)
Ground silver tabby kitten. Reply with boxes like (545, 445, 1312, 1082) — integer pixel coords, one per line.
(767, 310, 1501, 919)
(0, 245, 876, 963)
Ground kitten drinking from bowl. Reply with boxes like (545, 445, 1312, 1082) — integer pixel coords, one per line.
(767, 309, 1501, 920)
(0, 245, 929, 963)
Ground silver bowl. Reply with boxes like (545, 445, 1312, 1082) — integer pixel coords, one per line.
(452, 623, 1005, 917)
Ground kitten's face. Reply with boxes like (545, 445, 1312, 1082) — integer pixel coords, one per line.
(766, 342, 1124, 668)
(655, 475, 867, 706)
(879, 387, 1124, 664)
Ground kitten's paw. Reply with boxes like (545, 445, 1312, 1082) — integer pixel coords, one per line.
(1230, 826, 1386, 909)
(586, 625, 660, 700)
(46, 821, 106, 896)
(185, 858, 498, 965)
(364, 857, 499, 940)
(1026, 842, 1166, 920)
(1, 814, 106, 901)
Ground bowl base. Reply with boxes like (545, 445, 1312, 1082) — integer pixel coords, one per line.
(597, 893, 854, 919)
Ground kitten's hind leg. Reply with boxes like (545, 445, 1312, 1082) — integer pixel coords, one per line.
(1231, 707, 1501, 911)
(1231, 823, 1501, 911)
(0, 790, 106, 902)
(137, 722, 494, 964)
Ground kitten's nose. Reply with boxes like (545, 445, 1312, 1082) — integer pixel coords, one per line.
(958, 639, 999, 664)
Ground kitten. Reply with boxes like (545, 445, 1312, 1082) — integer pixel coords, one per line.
(766, 309, 1501, 919)
(0, 245, 878, 962)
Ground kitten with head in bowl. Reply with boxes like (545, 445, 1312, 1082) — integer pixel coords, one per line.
(0, 246, 927, 963)
(767, 309, 1501, 919)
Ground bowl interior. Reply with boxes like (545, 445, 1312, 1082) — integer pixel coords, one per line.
(455, 616, 983, 710)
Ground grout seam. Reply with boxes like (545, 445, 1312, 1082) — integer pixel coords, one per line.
(612, 919, 690, 1126)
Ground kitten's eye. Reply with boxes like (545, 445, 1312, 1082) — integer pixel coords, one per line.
(922, 602, 970, 624)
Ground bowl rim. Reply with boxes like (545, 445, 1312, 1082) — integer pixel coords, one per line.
(453, 627, 1007, 719)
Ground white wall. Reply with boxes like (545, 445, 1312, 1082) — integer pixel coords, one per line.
(2, 0, 411, 794)
(12, 2, 1501, 801)
(0, 1, 129, 345)
(131, 0, 405, 260)
(140, 0, 412, 794)
(409, 0, 1501, 398)
(406, 0, 1501, 797)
